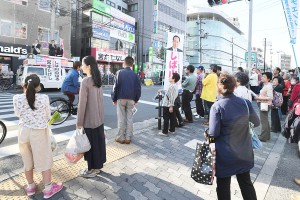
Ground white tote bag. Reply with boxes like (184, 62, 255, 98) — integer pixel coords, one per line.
(260, 102, 269, 111)
(65, 129, 91, 154)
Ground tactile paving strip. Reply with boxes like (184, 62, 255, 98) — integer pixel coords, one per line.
(0, 142, 141, 199)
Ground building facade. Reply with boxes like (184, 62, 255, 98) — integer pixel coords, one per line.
(186, 7, 247, 73)
(125, 0, 187, 76)
(280, 53, 291, 70)
(0, 0, 71, 72)
(71, 0, 137, 74)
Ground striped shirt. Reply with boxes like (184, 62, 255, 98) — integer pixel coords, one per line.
(195, 73, 204, 95)
(162, 83, 178, 107)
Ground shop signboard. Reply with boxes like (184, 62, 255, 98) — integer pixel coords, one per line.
(92, 24, 110, 41)
(164, 32, 184, 90)
(92, 48, 127, 63)
(153, 0, 158, 33)
(92, 0, 111, 17)
(110, 29, 135, 44)
(149, 47, 153, 63)
(111, 19, 135, 34)
(0, 43, 28, 56)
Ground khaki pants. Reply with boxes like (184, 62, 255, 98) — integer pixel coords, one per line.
(18, 126, 53, 172)
(117, 99, 135, 140)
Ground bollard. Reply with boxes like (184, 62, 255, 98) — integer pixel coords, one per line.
(158, 93, 162, 130)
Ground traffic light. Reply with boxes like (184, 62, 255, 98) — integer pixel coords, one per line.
(208, 0, 228, 6)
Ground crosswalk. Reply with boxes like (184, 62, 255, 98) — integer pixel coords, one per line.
(0, 93, 112, 160)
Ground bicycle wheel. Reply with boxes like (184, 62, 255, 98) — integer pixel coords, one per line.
(0, 121, 7, 144)
(50, 98, 70, 125)
(1, 80, 11, 90)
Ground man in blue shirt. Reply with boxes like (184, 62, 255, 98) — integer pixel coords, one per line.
(61, 61, 81, 104)
(111, 56, 141, 145)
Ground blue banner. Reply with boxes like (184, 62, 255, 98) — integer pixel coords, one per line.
(281, 0, 299, 44)
(92, 25, 110, 41)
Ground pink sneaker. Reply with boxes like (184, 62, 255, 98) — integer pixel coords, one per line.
(24, 184, 36, 196)
(43, 183, 64, 199)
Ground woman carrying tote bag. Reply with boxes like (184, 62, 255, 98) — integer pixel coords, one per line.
(77, 56, 106, 178)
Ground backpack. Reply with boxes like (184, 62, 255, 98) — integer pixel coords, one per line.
(272, 90, 283, 107)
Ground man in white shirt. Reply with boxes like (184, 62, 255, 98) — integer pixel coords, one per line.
(249, 68, 259, 94)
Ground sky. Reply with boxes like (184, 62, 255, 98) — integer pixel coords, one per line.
(187, 0, 299, 68)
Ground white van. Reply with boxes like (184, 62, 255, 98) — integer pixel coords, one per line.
(17, 55, 73, 90)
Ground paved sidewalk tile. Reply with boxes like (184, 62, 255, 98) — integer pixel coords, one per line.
(0, 104, 292, 200)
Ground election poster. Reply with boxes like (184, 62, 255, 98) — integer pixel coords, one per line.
(164, 32, 184, 90)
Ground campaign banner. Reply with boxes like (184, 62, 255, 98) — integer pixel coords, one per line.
(110, 29, 135, 44)
(164, 32, 184, 90)
(53, 59, 61, 81)
(92, 24, 110, 41)
(92, 48, 127, 63)
(46, 59, 54, 82)
(281, 0, 299, 44)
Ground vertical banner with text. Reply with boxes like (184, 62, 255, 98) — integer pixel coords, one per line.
(281, 0, 299, 44)
(46, 59, 54, 82)
(164, 32, 184, 90)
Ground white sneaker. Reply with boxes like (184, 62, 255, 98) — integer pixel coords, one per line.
(158, 132, 168, 137)
(194, 115, 199, 119)
(169, 131, 175, 134)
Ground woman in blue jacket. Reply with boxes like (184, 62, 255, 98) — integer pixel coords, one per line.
(209, 73, 260, 200)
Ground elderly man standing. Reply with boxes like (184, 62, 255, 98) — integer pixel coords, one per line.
(195, 66, 205, 118)
(182, 65, 197, 123)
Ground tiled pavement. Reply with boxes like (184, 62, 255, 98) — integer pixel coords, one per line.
(0, 105, 292, 200)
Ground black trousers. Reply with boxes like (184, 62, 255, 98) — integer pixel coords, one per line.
(84, 124, 106, 170)
(250, 86, 259, 94)
(271, 107, 281, 132)
(162, 106, 176, 133)
(182, 90, 193, 121)
(259, 108, 270, 141)
(216, 171, 257, 200)
(204, 100, 214, 121)
(281, 96, 289, 115)
(195, 94, 204, 117)
(174, 107, 183, 126)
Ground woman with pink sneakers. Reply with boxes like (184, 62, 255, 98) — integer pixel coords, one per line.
(13, 74, 63, 198)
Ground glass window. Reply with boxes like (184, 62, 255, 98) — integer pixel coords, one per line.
(122, 7, 128, 14)
(0, 20, 13, 37)
(27, 67, 45, 75)
(38, 27, 49, 42)
(129, 3, 138, 12)
(117, 5, 121, 10)
(15, 22, 27, 39)
(39, 0, 51, 12)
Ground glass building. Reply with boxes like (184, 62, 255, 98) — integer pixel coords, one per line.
(186, 7, 247, 73)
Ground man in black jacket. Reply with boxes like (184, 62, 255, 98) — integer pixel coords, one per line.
(111, 56, 141, 144)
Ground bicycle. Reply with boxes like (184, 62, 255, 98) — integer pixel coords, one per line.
(0, 121, 7, 144)
(50, 96, 78, 125)
(0, 78, 15, 90)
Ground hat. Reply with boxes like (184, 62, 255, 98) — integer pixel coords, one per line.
(197, 65, 204, 70)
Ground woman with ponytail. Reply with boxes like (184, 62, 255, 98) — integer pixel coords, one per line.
(77, 55, 106, 178)
(13, 74, 63, 198)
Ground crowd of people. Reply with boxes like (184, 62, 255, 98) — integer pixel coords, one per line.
(12, 54, 300, 199)
(161, 64, 300, 199)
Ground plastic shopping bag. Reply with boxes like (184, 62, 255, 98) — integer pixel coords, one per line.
(65, 129, 91, 154)
(48, 128, 57, 152)
(64, 153, 84, 165)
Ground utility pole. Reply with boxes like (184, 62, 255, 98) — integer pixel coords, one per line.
(51, 0, 56, 41)
(247, 0, 253, 78)
(232, 37, 234, 71)
(263, 38, 266, 72)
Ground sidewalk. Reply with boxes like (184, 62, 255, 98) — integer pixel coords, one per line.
(0, 106, 296, 200)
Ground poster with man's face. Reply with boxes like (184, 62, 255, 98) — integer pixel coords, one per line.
(164, 32, 184, 90)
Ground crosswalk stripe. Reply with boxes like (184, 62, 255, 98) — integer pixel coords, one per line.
(0, 113, 16, 120)
(0, 102, 12, 105)
(0, 108, 14, 113)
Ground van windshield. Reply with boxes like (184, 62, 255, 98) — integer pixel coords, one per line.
(27, 67, 44, 75)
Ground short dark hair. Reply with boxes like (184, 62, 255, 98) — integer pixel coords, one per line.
(219, 73, 236, 95)
(186, 65, 195, 73)
(125, 56, 134, 67)
(276, 67, 281, 73)
(235, 72, 249, 86)
(172, 73, 180, 83)
(173, 35, 180, 42)
(73, 61, 82, 70)
(263, 72, 272, 81)
(217, 66, 222, 71)
(237, 67, 244, 72)
(210, 64, 218, 73)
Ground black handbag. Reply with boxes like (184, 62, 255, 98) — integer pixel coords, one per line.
(191, 142, 215, 185)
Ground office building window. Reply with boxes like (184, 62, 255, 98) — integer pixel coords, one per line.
(15, 22, 27, 39)
(158, 2, 185, 22)
(122, 7, 128, 14)
(106, 0, 115, 8)
(39, 0, 51, 12)
(128, 3, 138, 12)
(117, 5, 121, 10)
(0, 19, 13, 37)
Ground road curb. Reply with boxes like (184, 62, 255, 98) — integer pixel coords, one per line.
(254, 134, 287, 200)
